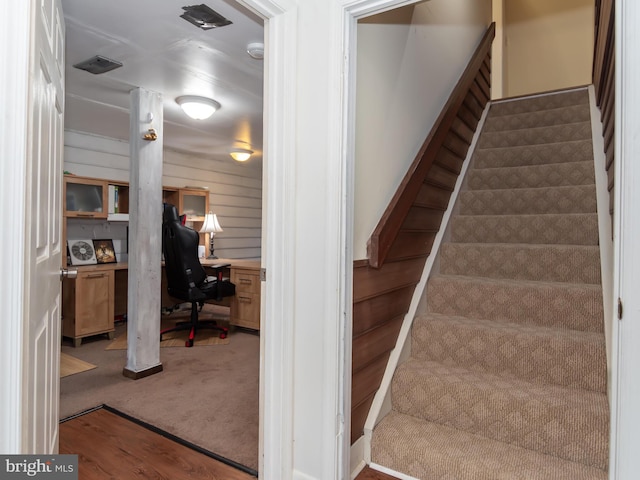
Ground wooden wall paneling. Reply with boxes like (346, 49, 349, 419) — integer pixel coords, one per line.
(435, 147, 466, 175)
(451, 117, 475, 144)
(425, 163, 460, 190)
(463, 93, 484, 119)
(384, 232, 435, 262)
(352, 316, 404, 374)
(352, 353, 391, 409)
(457, 103, 481, 132)
(475, 73, 490, 102)
(401, 206, 445, 232)
(479, 59, 491, 89)
(352, 286, 415, 336)
(414, 183, 452, 210)
(351, 353, 392, 434)
(351, 397, 376, 443)
(353, 258, 426, 303)
(443, 131, 471, 160)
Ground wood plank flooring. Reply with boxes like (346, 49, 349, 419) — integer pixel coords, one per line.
(356, 466, 401, 479)
(59, 407, 255, 480)
(59, 406, 399, 480)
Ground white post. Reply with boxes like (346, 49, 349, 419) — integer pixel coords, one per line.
(123, 87, 164, 379)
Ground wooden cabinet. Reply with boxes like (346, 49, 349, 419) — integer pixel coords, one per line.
(230, 266, 261, 330)
(64, 176, 108, 218)
(62, 267, 115, 347)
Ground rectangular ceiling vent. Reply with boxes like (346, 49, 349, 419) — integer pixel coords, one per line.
(181, 4, 232, 30)
(73, 55, 123, 75)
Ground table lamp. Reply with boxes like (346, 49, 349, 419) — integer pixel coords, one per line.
(199, 212, 223, 259)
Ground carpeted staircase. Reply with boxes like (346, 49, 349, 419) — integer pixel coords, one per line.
(371, 88, 609, 479)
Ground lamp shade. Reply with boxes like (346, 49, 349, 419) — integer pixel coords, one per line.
(176, 95, 221, 120)
(199, 212, 223, 234)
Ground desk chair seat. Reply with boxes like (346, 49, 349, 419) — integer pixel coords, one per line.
(162, 203, 235, 347)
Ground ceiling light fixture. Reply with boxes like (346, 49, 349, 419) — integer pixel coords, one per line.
(176, 95, 220, 120)
(246, 42, 264, 60)
(230, 148, 253, 162)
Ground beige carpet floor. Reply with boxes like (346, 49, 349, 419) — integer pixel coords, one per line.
(60, 304, 260, 472)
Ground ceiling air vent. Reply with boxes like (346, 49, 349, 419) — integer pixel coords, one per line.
(73, 55, 123, 75)
(181, 4, 232, 30)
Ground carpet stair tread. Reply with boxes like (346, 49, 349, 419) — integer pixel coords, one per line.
(450, 213, 599, 245)
(371, 411, 607, 480)
(426, 274, 603, 332)
(478, 122, 592, 149)
(391, 358, 609, 468)
(439, 242, 601, 284)
(483, 103, 591, 132)
(489, 89, 589, 116)
(459, 184, 597, 215)
(467, 160, 595, 189)
(371, 88, 608, 479)
(473, 139, 593, 169)
(411, 313, 606, 391)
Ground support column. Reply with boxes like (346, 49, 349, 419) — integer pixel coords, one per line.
(123, 87, 164, 379)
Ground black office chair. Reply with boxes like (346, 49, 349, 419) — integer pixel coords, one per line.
(162, 203, 235, 347)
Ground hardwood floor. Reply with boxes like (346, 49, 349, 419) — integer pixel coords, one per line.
(59, 406, 398, 480)
(59, 407, 255, 480)
(355, 466, 401, 479)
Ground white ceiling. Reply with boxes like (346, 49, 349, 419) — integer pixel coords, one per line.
(61, 0, 264, 163)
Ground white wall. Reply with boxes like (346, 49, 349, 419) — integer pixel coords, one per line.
(354, 0, 492, 259)
(64, 130, 262, 259)
(504, 0, 594, 97)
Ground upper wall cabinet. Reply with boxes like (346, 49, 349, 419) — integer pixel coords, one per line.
(179, 188, 209, 222)
(64, 175, 130, 220)
(64, 175, 108, 218)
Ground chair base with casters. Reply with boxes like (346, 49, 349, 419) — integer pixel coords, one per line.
(162, 202, 236, 347)
(160, 300, 228, 348)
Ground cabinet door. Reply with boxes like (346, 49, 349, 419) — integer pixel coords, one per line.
(179, 189, 209, 221)
(75, 270, 114, 336)
(64, 176, 108, 218)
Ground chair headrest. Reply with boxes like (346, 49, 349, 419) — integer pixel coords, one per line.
(163, 203, 180, 223)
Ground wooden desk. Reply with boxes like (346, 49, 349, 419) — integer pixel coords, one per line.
(62, 258, 261, 346)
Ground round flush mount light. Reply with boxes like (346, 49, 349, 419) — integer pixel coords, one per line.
(176, 95, 221, 120)
(230, 148, 253, 162)
(246, 42, 264, 60)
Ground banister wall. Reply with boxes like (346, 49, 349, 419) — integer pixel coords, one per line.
(593, 0, 615, 221)
(351, 23, 495, 443)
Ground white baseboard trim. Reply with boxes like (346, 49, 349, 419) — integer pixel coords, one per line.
(369, 463, 420, 480)
(350, 435, 366, 479)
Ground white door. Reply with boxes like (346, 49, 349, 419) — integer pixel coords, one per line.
(24, 0, 66, 453)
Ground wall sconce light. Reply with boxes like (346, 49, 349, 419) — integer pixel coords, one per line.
(176, 95, 221, 120)
(230, 148, 253, 162)
(199, 212, 223, 258)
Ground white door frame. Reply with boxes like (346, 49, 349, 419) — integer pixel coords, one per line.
(0, 0, 34, 453)
(611, 0, 640, 477)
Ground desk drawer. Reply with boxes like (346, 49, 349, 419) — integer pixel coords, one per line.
(231, 292, 260, 330)
(232, 268, 260, 294)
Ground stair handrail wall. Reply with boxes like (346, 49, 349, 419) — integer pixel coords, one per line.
(367, 22, 496, 269)
(592, 0, 614, 221)
(350, 23, 495, 450)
